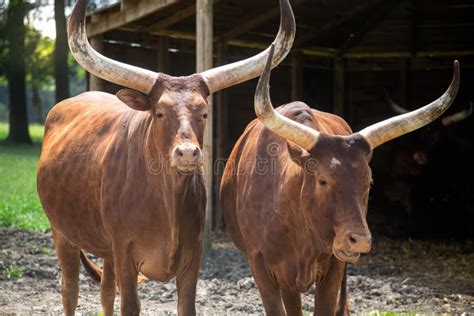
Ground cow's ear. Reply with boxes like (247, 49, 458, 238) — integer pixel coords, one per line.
(116, 89, 152, 111)
(287, 141, 310, 167)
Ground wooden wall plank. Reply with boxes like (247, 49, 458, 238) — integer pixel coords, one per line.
(87, 0, 179, 37)
(89, 35, 104, 91)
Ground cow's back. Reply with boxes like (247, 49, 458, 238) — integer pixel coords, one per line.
(37, 92, 144, 256)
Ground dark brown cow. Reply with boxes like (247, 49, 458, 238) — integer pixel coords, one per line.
(36, 0, 295, 315)
(373, 94, 472, 218)
(220, 46, 460, 315)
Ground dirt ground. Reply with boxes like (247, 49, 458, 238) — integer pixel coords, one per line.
(0, 227, 473, 315)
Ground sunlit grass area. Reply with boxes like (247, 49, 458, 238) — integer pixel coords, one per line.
(0, 122, 49, 231)
(304, 309, 444, 315)
(0, 123, 44, 143)
(368, 312, 416, 316)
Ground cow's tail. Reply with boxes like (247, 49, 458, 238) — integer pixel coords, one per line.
(80, 251, 102, 284)
(336, 263, 350, 316)
(79, 251, 148, 285)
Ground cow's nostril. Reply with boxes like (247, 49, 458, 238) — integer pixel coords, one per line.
(176, 148, 183, 157)
(349, 236, 357, 245)
(193, 148, 198, 157)
(347, 232, 372, 253)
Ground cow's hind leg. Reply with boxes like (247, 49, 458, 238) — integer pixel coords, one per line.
(249, 254, 286, 315)
(176, 245, 202, 316)
(282, 289, 303, 316)
(52, 228, 81, 316)
(100, 258, 116, 316)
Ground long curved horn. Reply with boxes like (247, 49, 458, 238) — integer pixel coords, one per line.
(255, 45, 319, 150)
(68, 0, 159, 94)
(359, 61, 460, 150)
(442, 101, 473, 126)
(384, 89, 409, 114)
(201, 0, 296, 94)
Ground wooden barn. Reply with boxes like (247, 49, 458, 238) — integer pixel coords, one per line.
(85, 0, 474, 240)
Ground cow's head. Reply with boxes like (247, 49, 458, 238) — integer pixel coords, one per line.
(256, 46, 460, 262)
(115, 75, 210, 173)
(384, 91, 472, 170)
(68, 0, 295, 173)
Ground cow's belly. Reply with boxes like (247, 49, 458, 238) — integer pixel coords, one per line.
(267, 256, 317, 293)
(132, 213, 204, 282)
(38, 164, 111, 257)
(113, 190, 205, 282)
(138, 241, 198, 282)
(38, 152, 112, 257)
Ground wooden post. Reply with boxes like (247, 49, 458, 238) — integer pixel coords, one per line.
(89, 35, 104, 91)
(292, 50, 304, 100)
(121, 0, 138, 11)
(196, 0, 213, 255)
(157, 36, 169, 73)
(214, 42, 228, 232)
(333, 57, 345, 117)
(399, 59, 409, 108)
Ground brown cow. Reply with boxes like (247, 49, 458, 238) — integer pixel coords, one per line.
(36, 0, 295, 315)
(374, 93, 472, 218)
(220, 46, 460, 315)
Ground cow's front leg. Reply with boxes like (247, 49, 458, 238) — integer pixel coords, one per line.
(282, 288, 303, 316)
(314, 257, 346, 316)
(114, 253, 140, 316)
(176, 245, 202, 316)
(100, 258, 116, 316)
(249, 253, 286, 315)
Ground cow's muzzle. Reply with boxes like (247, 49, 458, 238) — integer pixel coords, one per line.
(170, 143, 202, 173)
(333, 231, 372, 263)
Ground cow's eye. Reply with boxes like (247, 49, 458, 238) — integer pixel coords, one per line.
(156, 112, 164, 119)
(202, 113, 208, 120)
(318, 179, 328, 187)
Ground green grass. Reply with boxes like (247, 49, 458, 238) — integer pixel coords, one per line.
(0, 123, 45, 143)
(304, 311, 417, 316)
(368, 312, 416, 316)
(304, 311, 425, 316)
(6, 265, 23, 279)
(0, 122, 49, 231)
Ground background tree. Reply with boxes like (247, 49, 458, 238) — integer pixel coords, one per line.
(0, 5, 7, 79)
(54, 0, 69, 103)
(25, 27, 54, 124)
(5, 0, 35, 144)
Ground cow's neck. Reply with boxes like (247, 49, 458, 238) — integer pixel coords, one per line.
(116, 113, 204, 275)
(141, 117, 204, 220)
(281, 161, 330, 256)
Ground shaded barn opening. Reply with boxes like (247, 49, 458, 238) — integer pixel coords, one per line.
(85, 0, 474, 241)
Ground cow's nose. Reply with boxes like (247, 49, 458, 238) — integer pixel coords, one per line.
(175, 144, 199, 159)
(171, 143, 202, 172)
(348, 232, 372, 253)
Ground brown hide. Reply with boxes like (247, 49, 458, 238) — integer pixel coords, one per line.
(221, 102, 372, 315)
(37, 75, 209, 315)
(221, 49, 458, 315)
(42, 0, 297, 313)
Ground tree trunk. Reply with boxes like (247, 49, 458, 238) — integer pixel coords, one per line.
(32, 83, 43, 124)
(54, 0, 70, 103)
(6, 0, 31, 144)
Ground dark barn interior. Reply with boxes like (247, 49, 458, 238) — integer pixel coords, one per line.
(86, 0, 474, 240)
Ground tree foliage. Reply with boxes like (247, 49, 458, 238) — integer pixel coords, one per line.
(25, 26, 54, 89)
